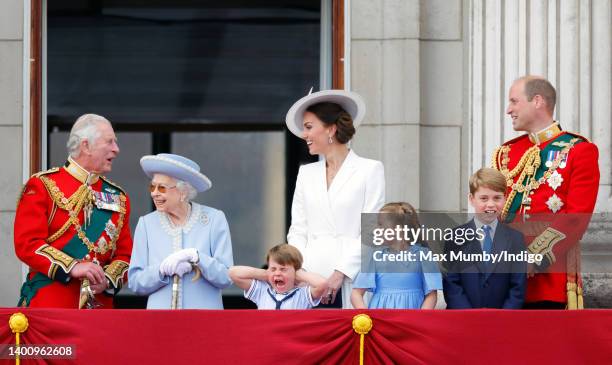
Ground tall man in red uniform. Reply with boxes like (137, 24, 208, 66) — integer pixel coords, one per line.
(15, 114, 133, 308)
(492, 76, 599, 309)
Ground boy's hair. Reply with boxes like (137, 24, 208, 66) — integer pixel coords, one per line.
(469, 168, 507, 195)
(266, 244, 303, 270)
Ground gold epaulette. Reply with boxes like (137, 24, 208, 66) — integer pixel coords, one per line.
(31, 167, 60, 179)
(502, 133, 529, 146)
(17, 167, 61, 208)
(100, 176, 127, 195)
(564, 131, 591, 143)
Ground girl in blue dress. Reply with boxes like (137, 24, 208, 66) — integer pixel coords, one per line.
(351, 202, 442, 309)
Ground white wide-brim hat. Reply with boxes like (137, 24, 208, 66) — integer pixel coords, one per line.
(140, 153, 212, 192)
(285, 89, 366, 138)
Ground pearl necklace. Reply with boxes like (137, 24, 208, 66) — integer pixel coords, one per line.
(168, 203, 191, 228)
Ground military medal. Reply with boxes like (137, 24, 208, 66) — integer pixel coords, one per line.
(547, 170, 564, 190)
(105, 220, 118, 240)
(545, 150, 559, 168)
(93, 191, 122, 212)
(97, 237, 108, 253)
(559, 153, 568, 169)
(546, 194, 564, 213)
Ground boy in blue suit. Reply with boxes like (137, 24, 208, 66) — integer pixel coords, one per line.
(443, 168, 526, 309)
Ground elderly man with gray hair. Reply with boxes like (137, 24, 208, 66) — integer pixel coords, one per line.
(14, 113, 133, 308)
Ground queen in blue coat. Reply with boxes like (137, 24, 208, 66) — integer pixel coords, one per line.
(128, 154, 234, 309)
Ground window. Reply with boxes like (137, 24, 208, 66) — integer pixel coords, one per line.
(47, 0, 323, 306)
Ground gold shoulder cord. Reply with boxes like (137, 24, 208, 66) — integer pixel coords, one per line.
(496, 138, 580, 219)
(490, 146, 502, 169)
(39, 176, 125, 256)
(40, 176, 91, 243)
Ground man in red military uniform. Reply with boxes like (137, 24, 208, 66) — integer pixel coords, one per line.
(492, 76, 599, 309)
(15, 114, 133, 308)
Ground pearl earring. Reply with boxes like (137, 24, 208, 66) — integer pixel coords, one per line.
(328, 135, 333, 144)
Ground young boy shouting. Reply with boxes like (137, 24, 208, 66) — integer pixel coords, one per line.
(229, 244, 328, 309)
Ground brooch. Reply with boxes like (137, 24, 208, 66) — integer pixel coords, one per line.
(546, 170, 564, 191)
(546, 194, 564, 213)
(200, 213, 209, 226)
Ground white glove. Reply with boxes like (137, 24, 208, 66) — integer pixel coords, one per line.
(175, 262, 193, 277)
(159, 248, 199, 277)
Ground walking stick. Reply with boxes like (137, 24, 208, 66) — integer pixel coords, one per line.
(171, 275, 180, 309)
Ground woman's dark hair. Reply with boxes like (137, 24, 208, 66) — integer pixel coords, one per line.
(306, 102, 356, 144)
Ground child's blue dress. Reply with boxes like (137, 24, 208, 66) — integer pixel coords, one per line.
(353, 245, 442, 309)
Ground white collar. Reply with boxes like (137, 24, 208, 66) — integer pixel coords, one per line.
(158, 203, 201, 236)
(473, 216, 498, 233)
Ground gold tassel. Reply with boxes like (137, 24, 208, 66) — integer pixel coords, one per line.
(352, 314, 373, 365)
(566, 282, 578, 310)
(9, 313, 29, 365)
(577, 286, 584, 309)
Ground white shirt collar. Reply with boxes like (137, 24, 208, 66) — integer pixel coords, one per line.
(473, 216, 498, 238)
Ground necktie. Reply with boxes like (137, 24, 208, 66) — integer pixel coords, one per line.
(482, 225, 493, 255)
(267, 288, 299, 310)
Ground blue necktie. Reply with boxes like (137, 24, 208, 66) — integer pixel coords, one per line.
(267, 288, 299, 310)
(482, 225, 493, 255)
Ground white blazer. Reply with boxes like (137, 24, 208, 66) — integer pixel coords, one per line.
(287, 150, 385, 307)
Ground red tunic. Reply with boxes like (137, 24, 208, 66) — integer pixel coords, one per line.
(493, 127, 599, 304)
(14, 161, 133, 308)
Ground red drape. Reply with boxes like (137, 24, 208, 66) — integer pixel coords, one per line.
(1, 308, 612, 364)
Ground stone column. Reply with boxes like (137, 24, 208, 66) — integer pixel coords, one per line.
(349, 0, 421, 207)
(468, 0, 611, 213)
(419, 0, 465, 212)
(350, 0, 466, 213)
(0, 0, 25, 306)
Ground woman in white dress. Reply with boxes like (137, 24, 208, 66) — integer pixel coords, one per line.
(285, 90, 385, 308)
(128, 153, 233, 309)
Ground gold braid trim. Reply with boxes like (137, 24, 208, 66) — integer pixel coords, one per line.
(499, 147, 540, 219)
(491, 146, 502, 168)
(35, 244, 78, 277)
(527, 227, 566, 264)
(104, 260, 130, 289)
(39, 176, 126, 255)
(40, 177, 92, 243)
(496, 138, 580, 220)
(499, 145, 539, 182)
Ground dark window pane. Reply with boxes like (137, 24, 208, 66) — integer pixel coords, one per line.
(172, 131, 286, 295)
(47, 1, 320, 126)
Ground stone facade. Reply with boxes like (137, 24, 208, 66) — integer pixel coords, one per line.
(349, 0, 611, 307)
(0, 0, 24, 307)
(0, 0, 610, 307)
